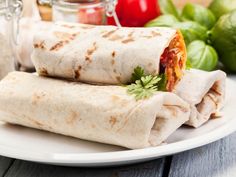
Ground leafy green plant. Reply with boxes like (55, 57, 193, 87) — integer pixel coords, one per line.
(182, 3, 216, 29)
(210, 10, 236, 72)
(158, 0, 181, 20)
(127, 67, 167, 100)
(145, 0, 221, 72)
(187, 40, 218, 71)
(174, 21, 208, 45)
(145, 15, 179, 27)
(146, 18, 208, 45)
(209, 0, 236, 19)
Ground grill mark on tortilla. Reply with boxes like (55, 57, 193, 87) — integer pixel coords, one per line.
(87, 42, 97, 55)
(32, 92, 46, 105)
(109, 116, 118, 128)
(151, 31, 161, 37)
(109, 34, 124, 41)
(50, 31, 78, 51)
(50, 41, 68, 51)
(112, 51, 116, 57)
(120, 31, 135, 43)
(80, 25, 95, 29)
(66, 111, 80, 124)
(102, 30, 117, 38)
(128, 31, 134, 37)
(53, 31, 78, 40)
(111, 59, 115, 65)
(85, 42, 97, 62)
(140, 31, 161, 39)
(34, 41, 45, 49)
(113, 69, 117, 73)
(121, 38, 135, 44)
(39, 67, 48, 76)
(111, 95, 120, 102)
(74, 65, 82, 79)
(85, 56, 92, 62)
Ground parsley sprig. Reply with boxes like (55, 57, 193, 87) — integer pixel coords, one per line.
(127, 67, 167, 100)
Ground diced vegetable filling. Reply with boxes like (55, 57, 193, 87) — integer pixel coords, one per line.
(160, 31, 186, 91)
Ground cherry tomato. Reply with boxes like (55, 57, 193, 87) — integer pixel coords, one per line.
(108, 0, 161, 27)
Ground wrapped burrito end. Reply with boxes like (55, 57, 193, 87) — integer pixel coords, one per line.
(0, 72, 190, 149)
(160, 30, 187, 91)
(174, 69, 226, 128)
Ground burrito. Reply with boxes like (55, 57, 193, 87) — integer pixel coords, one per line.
(32, 22, 187, 91)
(0, 72, 190, 149)
(173, 69, 226, 128)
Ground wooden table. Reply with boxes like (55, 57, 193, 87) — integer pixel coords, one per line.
(0, 76, 235, 177)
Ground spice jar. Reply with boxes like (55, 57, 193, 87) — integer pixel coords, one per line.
(0, 0, 22, 78)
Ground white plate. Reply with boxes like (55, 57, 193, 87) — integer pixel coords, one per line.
(0, 79, 235, 167)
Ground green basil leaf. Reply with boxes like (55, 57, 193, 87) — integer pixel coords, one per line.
(158, 0, 181, 20)
(174, 21, 208, 45)
(187, 40, 218, 71)
(145, 15, 179, 27)
(182, 3, 216, 29)
(209, 0, 236, 19)
(210, 10, 236, 72)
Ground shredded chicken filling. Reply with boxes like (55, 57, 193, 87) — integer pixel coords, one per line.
(160, 31, 186, 91)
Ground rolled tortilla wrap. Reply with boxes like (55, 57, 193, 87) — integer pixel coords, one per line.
(32, 22, 187, 91)
(173, 69, 226, 128)
(0, 72, 190, 149)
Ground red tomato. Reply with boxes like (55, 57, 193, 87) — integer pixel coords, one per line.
(108, 0, 161, 27)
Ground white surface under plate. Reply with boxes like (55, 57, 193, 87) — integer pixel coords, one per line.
(0, 79, 235, 167)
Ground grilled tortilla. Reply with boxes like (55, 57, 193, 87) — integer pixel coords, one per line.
(0, 72, 190, 149)
(174, 69, 226, 127)
(32, 22, 186, 91)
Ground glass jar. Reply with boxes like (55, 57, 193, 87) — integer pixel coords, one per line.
(53, 0, 107, 25)
(38, 0, 120, 26)
(0, 0, 22, 78)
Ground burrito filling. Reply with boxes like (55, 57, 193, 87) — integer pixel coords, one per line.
(160, 31, 186, 91)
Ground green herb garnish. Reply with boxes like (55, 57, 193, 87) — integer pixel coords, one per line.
(127, 67, 167, 100)
(131, 66, 145, 82)
(157, 74, 167, 91)
(186, 59, 192, 70)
